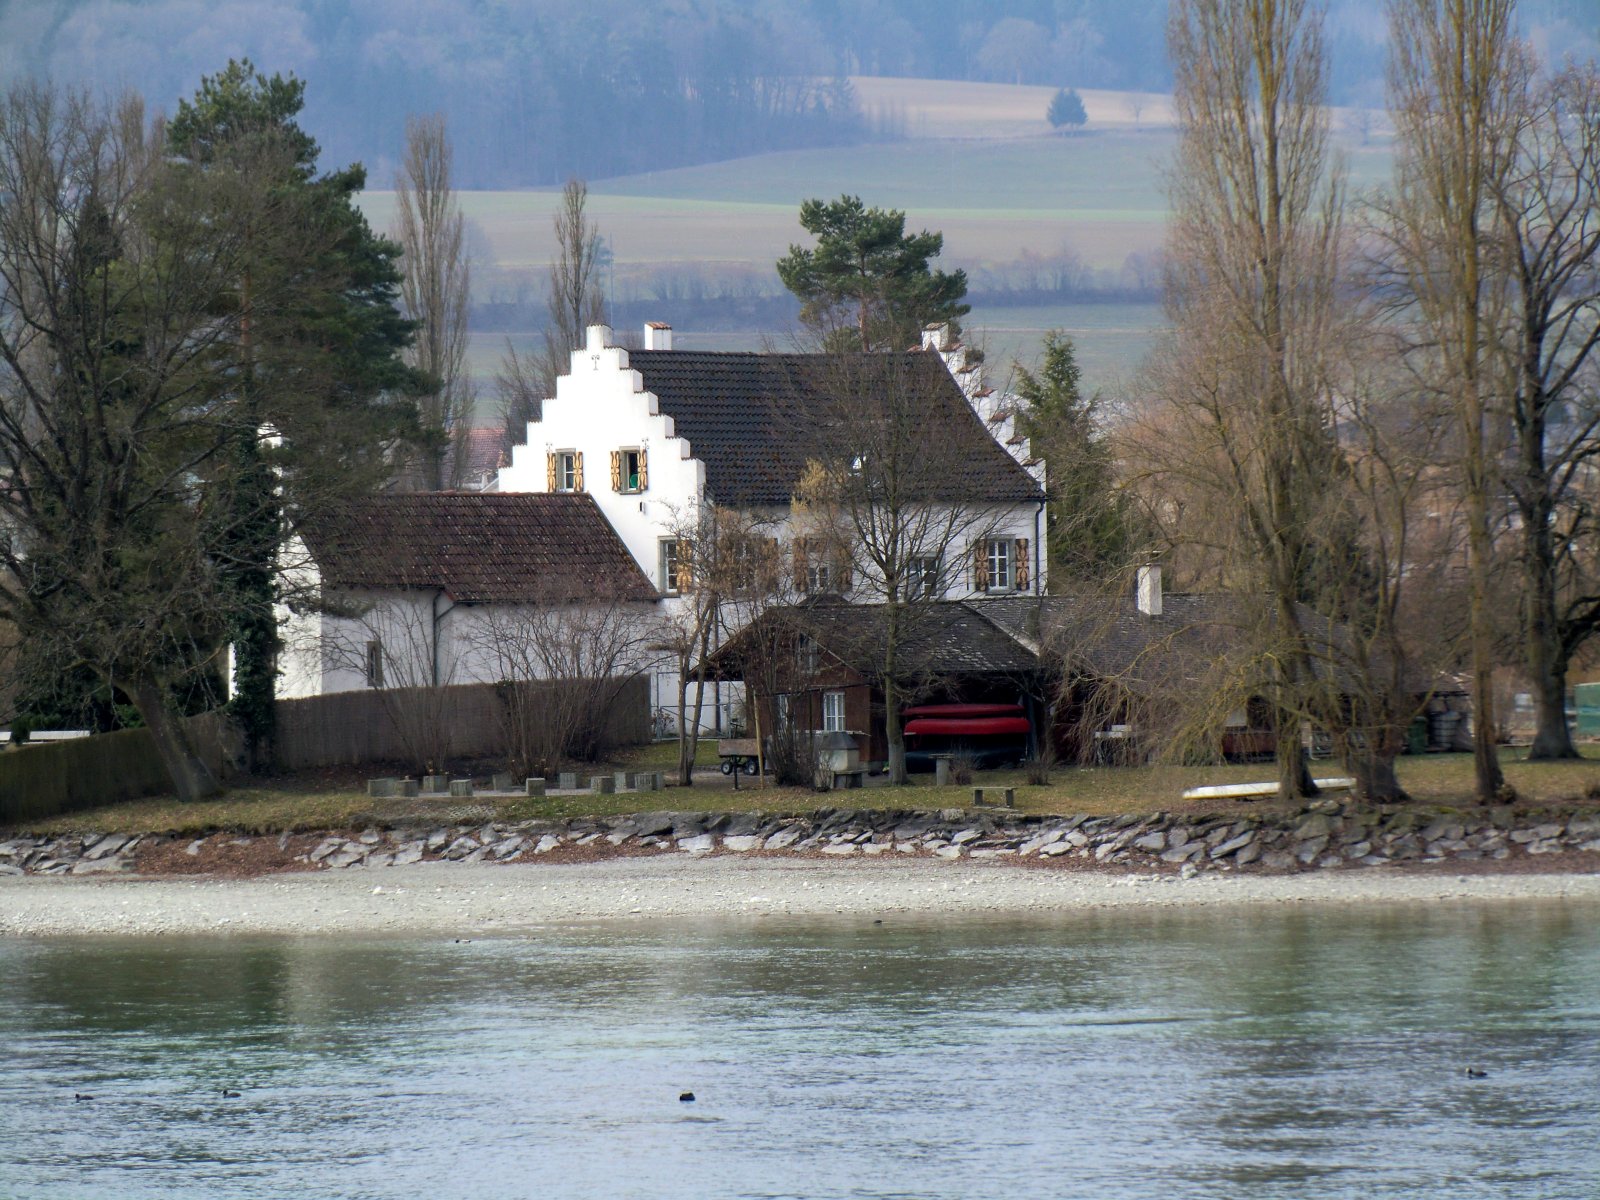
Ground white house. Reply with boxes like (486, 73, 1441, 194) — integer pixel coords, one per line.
(492, 322, 1049, 729)
(277, 492, 660, 699)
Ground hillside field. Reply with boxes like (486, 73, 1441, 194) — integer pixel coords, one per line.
(362, 78, 1392, 420)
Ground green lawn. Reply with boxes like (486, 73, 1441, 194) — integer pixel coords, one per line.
(19, 750, 1597, 839)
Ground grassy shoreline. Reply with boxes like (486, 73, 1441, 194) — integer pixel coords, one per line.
(8, 749, 1596, 840)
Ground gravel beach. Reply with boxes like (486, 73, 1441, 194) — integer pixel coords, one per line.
(4, 856, 1600, 937)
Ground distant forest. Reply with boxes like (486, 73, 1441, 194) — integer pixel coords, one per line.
(2, 0, 1594, 185)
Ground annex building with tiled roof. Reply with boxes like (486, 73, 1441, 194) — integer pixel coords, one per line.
(278, 492, 660, 699)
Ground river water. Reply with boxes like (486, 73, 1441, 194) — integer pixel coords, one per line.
(2, 903, 1597, 1199)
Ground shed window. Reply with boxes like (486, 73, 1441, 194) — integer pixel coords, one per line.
(364, 639, 385, 688)
(822, 691, 846, 733)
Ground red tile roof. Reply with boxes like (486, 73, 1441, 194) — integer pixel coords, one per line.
(303, 492, 657, 604)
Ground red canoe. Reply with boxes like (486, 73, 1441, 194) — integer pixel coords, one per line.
(900, 703, 1025, 720)
(903, 716, 1031, 737)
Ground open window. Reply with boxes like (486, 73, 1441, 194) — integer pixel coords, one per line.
(611, 448, 647, 493)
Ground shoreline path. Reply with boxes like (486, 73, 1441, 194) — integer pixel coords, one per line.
(5, 857, 1600, 937)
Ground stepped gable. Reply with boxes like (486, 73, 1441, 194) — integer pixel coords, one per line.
(304, 492, 658, 603)
(626, 348, 1044, 507)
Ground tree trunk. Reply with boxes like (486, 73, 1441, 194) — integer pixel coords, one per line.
(678, 619, 714, 787)
(1276, 724, 1319, 802)
(1523, 512, 1579, 759)
(1343, 723, 1408, 803)
(1527, 662, 1576, 760)
(884, 674, 906, 785)
(884, 600, 906, 784)
(131, 679, 223, 802)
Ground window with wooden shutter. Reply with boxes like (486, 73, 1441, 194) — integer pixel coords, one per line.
(676, 538, 694, 589)
(1014, 539, 1030, 590)
(659, 539, 680, 593)
(637, 448, 648, 491)
(973, 542, 990, 591)
(610, 450, 622, 492)
(573, 451, 584, 490)
(793, 537, 810, 591)
(834, 549, 852, 593)
(546, 452, 557, 492)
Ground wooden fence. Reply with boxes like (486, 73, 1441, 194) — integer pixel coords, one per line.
(273, 677, 649, 770)
(0, 677, 649, 825)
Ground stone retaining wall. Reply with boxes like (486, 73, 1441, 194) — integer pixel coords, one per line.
(6, 802, 1600, 877)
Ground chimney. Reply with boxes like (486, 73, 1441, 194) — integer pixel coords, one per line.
(1136, 563, 1163, 616)
(644, 321, 673, 351)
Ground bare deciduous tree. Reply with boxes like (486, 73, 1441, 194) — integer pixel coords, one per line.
(1382, 0, 1531, 801)
(790, 354, 1013, 784)
(494, 179, 606, 462)
(468, 586, 655, 779)
(0, 85, 263, 799)
(395, 112, 473, 490)
(1152, 0, 1353, 799)
(322, 595, 462, 774)
(653, 503, 793, 786)
(496, 340, 544, 463)
(541, 177, 607, 398)
(1488, 65, 1600, 760)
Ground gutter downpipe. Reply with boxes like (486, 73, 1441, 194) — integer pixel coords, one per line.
(1033, 497, 1046, 595)
(432, 589, 457, 688)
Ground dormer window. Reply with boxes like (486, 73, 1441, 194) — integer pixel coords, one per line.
(611, 448, 647, 493)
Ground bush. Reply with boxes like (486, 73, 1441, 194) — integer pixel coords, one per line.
(949, 753, 976, 786)
(1048, 87, 1088, 131)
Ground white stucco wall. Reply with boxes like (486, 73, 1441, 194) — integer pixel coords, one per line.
(497, 325, 706, 595)
(279, 588, 666, 698)
(493, 324, 1048, 601)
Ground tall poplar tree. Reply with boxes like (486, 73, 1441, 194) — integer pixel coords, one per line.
(1384, 0, 1528, 800)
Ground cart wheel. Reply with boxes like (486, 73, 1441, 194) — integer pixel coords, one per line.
(719, 759, 735, 775)
(742, 757, 759, 776)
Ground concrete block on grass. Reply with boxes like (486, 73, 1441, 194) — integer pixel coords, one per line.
(421, 775, 449, 794)
(525, 778, 547, 798)
(397, 778, 420, 798)
(449, 779, 474, 798)
(367, 778, 396, 798)
(558, 772, 578, 790)
(492, 772, 514, 792)
(590, 775, 615, 795)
